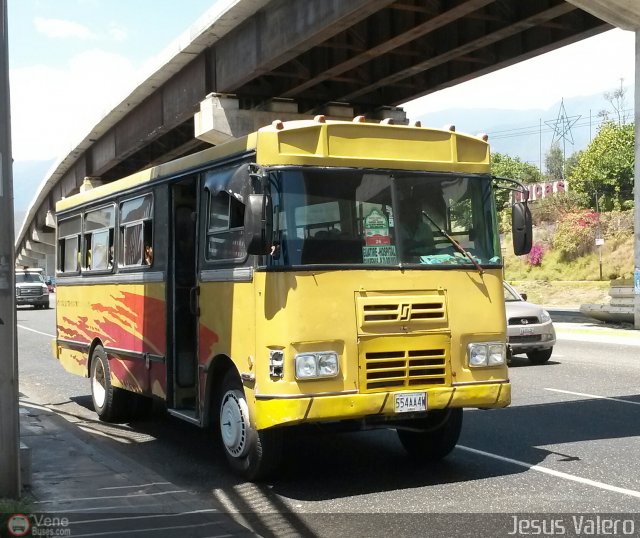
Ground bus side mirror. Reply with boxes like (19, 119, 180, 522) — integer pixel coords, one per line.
(511, 202, 532, 256)
(244, 194, 273, 255)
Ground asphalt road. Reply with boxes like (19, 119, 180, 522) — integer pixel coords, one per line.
(16, 300, 640, 537)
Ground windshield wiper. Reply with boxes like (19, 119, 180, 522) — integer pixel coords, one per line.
(421, 211, 484, 275)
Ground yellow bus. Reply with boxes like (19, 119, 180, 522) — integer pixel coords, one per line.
(53, 117, 531, 480)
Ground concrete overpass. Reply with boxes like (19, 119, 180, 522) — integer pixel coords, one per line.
(14, 0, 640, 275)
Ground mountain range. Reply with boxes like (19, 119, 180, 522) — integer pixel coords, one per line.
(413, 87, 633, 170)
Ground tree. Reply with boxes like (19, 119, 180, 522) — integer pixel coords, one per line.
(568, 121, 634, 211)
(491, 153, 542, 184)
(598, 80, 630, 126)
(564, 150, 581, 180)
(545, 143, 564, 180)
(491, 153, 542, 226)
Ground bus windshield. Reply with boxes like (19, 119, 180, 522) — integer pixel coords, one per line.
(267, 168, 501, 268)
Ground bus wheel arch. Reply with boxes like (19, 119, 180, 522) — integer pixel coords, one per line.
(203, 354, 236, 430)
(87, 338, 104, 379)
(213, 367, 283, 481)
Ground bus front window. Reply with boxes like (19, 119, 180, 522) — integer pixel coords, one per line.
(267, 169, 501, 268)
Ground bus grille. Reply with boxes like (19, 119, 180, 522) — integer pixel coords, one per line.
(364, 348, 447, 391)
(362, 301, 445, 323)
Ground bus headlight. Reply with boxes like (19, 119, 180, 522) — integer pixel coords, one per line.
(468, 343, 505, 367)
(295, 352, 339, 380)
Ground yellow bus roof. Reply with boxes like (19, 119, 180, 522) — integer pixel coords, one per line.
(56, 119, 489, 212)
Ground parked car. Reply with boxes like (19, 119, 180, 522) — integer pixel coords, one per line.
(15, 268, 50, 309)
(504, 281, 555, 364)
(45, 276, 56, 292)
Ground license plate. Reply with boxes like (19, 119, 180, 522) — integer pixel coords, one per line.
(519, 327, 534, 335)
(394, 392, 427, 413)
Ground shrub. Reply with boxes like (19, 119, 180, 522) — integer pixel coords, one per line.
(600, 210, 634, 240)
(530, 192, 584, 225)
(527, 242, 545, 266)
(552, 210, 599, 261)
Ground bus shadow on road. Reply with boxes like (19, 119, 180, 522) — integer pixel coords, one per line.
(268, 394, 640, 501)
(56, 392, 640, 510)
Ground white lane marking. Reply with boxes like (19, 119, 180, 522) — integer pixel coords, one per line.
(71, 523, 230, 538)
(99, 482, 172, 491)
(458, 445, 640, 499)
(17, 324, 55, 338)
(33, 489, 188, 504)
(71, 510, 218, 525)
(545, 388, 640, 407)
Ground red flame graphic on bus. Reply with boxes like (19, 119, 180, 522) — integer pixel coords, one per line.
(58, 292, 166, 355)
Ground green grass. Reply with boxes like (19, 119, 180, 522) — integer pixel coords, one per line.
(502, 231, 634, 306)
(0, 496, 33, 514)
(506, 280, 611, 307)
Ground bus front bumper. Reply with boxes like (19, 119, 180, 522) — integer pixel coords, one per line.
(253, 381, 510, 430)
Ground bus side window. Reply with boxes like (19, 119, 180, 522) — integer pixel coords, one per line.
(119, 194, 153, 268)
(57, 215, 81, 274)
(205, 191, 246, 262)
(121, 223, 144, 265)
(83, 205, 116, 272)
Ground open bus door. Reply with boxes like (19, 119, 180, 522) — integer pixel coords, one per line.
(167, 176, 200, 424)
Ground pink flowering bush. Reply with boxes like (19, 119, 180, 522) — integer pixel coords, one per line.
(527, 242, 545, 266)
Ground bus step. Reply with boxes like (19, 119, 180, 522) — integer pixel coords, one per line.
(167, 408, 201, 426)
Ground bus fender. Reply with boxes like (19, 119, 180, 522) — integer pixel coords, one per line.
(202, 354, 236, 428)
(86, 338, 104, 378)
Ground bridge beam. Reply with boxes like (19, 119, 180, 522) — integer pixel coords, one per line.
(25, 240, 54, 256)
(20, 248, 44, 261)
(567, 0, 640, 31)
(31, 228, 55, 247)
(16, 253, 41, 269)
(215, 0, 397, 92)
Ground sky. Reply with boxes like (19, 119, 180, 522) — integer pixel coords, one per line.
(404, 27, 635, 116)
(6, 1, 637, 165)
(7, 0, 216, 161)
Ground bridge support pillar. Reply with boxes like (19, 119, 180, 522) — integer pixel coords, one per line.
(635, 31, 640, 329)
(194, 94, 313, 145)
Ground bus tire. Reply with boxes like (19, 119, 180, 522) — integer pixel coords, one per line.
(90, 345, 127, 422)
(397, 408, 463, 461)
(217, 370, 283, 481)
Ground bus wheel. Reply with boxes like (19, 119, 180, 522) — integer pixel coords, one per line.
(397, 408, 463, 461)
(90, 345, 126, 422)
(218, 370, 283, 481)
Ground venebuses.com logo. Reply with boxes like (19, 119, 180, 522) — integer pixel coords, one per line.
(6, 514, 30, 537)
(5, 513, 71, 537)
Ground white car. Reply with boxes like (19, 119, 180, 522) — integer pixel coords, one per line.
(504, 282, 555, 364)
(15, 268, 50, 309)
